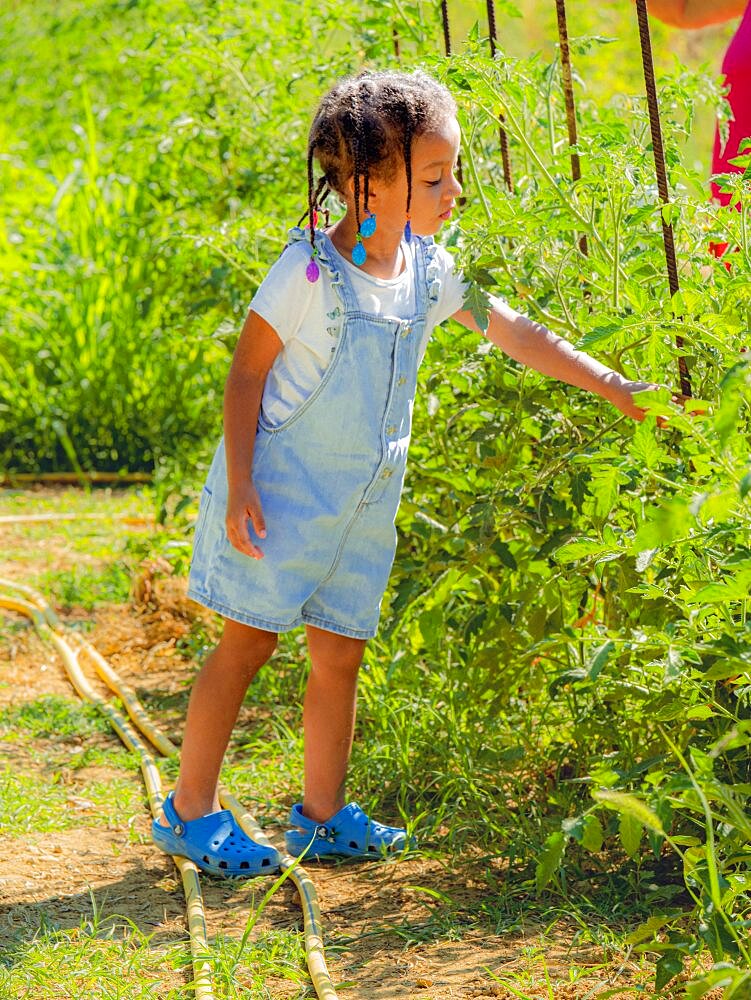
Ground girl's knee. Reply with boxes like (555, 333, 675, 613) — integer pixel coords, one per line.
(219, 617, 278, 662)
(306, 625, 366, 672)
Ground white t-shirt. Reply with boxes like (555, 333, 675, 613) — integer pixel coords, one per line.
(250, 234, 468, 427)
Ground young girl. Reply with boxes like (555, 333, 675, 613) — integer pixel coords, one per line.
(153, 68, 659, 877)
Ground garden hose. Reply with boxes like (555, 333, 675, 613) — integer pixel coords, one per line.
(0, 512, 153, 524)
(0, 579, 178, 757)
(0, 577, 340, 1000)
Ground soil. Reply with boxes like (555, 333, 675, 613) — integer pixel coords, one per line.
(0, 486, 715, 1000)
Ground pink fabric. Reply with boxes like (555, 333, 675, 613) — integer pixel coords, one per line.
(710, 2, 751, 206)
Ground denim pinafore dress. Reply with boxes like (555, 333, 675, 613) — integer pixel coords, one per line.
(187, 225, 441, 640)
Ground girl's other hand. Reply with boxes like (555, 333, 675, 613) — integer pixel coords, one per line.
(226, 482, 267, 559)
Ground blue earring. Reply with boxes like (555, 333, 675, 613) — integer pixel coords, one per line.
(404, 213, 412, 243)
(352, 233, 366, 266)
(360, 211, 377, 238)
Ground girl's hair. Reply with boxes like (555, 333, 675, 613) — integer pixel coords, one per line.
(305, 69, 457, 250)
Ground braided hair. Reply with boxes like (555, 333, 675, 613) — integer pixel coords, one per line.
(302, 69, 457, 258)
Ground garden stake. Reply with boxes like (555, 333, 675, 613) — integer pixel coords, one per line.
(635, 0, 692, 399)
(439, 0, 466, 204)
(0, 576, 341, 1000)
(486, 0, 513, 193)
(555, 0, 588, 258)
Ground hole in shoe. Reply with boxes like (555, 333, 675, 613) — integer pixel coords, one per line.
(240, 861, 249, 869)
(368, 846, 377, 852)
(349, 841, 359, 849)
(219, 860, 228, 869)
(262, 858, 270, 866)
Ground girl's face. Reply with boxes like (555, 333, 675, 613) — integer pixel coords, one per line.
(356, 116, 463, 238)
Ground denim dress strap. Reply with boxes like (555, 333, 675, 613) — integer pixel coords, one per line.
(286, 225, 437, 319)
(420, 235, 443, 318)
(285, 226, 360, 314)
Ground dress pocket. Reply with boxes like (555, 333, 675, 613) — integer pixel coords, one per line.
(257, 325, 347, 435)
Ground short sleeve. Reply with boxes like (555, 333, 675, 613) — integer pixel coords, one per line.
(249, 241, 316, 345)
(425, 243, 471, 328)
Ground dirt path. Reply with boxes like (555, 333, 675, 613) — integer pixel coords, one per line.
(0, 485, 676, 999)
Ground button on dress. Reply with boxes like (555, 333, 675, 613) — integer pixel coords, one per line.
(187, 226, 442, 639)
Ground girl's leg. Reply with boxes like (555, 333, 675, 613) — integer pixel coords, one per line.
(301, 624, 367, 822)
(158, 617, 278, 825)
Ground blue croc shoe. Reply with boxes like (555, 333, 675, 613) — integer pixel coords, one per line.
(152, 791, 281, 878)
(284, 801, 416, 860)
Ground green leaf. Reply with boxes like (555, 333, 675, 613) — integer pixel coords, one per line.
(589, 465, 630, 519)
(581, 814, 604, 853)
(685, 704, 715, 720)
(655, 951, 684, 991)
(625, 913, 673, 946)
(685, 579, 751, 604)
(575, 322, 620, 350)
(535, 831, 566, 894)
(587, 639, 614, 681)
(490, 539, 518, 569)
(619, 812, 643, 859)
(631, 499, 691, 552)
(592, 789, 664, 835)
(661, 203, 680, 227)
(554, 538, 621, 564)
(462, 281, 492, 332)
(629, 418, 664, 471)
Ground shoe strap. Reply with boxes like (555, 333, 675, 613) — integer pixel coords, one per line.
(161, 792, 186, 837)
(291, 802, 365, 841)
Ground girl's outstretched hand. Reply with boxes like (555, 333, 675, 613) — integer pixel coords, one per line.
(226, 482, 267, 560)
(614, 380, 706, 428)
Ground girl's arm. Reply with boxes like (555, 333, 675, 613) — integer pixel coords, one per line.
(223, 310, 283, 559)
(644, 0, 747, 29)
(224, 309, 283, 493)
(451, 300, 660, 421)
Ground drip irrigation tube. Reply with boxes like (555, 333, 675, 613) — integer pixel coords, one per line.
(0, 577, 340, 1000)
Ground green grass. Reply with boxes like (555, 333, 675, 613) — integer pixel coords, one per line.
(0, 766, 144, 837)
(47, 560, 134, 610)
(1, 912, 187, 1000)
(0, 695, 111, 739)
(0, 901, 311, 1000)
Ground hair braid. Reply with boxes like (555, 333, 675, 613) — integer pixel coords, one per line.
(350, 93, 363, 235)
(306, 143, 316, 256)
(296, 174, 328, 229)
(363, 152, 370, 216)
(402, 120, 413, 218)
